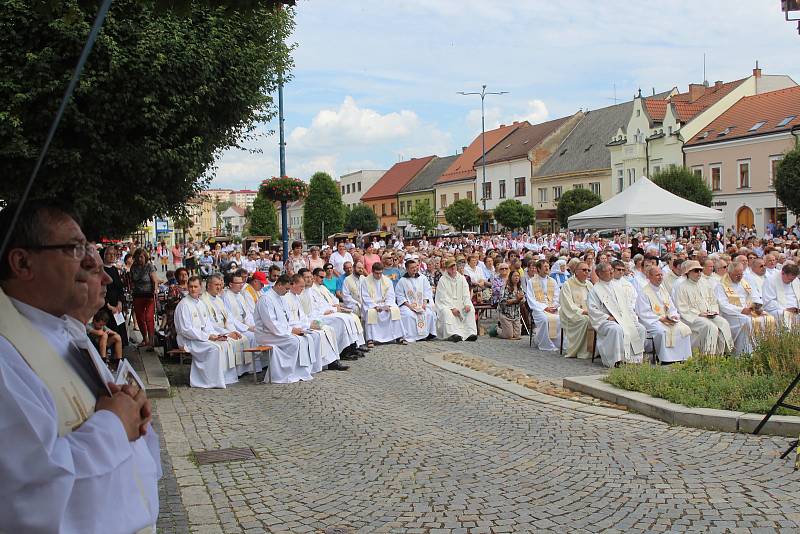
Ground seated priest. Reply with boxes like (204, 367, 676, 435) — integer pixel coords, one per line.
(360, 262, 405, 347)
(558, 261, 594, 359)
(202, 273, 259, 376)
(661, 258, 684, 296)
(174, 276, 239, 388)
(306, 267, 367, 354)
(222, 269, 256, 328)
(253, 274, 315, 383)
(341, 260, 366, 320)
(744, 256, 768, 296)
(714, 261, 775, 355)
(434, 258, 478, 342)
(525, 259, 561, 351)
(635, 265, 692, 363)
(673, 260, 733, 355)
(284, 274, 347, 372)
(587, 262, 646, 367)
(762, 262, 800, 329)
(395, 258, 438, 342)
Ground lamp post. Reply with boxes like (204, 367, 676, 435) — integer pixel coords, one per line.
(458, 85, 508, 233)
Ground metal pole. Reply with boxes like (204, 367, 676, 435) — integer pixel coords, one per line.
(480, 86, 487, 233)
(279, 75, 289, 262)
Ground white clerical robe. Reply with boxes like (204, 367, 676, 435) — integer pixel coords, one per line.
(395, 274, 438, 342)
(762, 271, 800, 329)
(744, 270, 766, 297)
(635, 283, 692, 363)
(223, 288, 255, 328)
(434, 272, 478, 339)
(673, 277, 732, 355)
(306, 284, 365, 348)
(715, 275, 776, 355)
(174, 295, 239, 388)
(202, 293, 259, 375)
(662, 270, 680, 295)
(588, 280, 646, 367)
(360, 275, 404, 342)
(284, 291, 338, 372)
(253, 289, 314, 384)
(341, 274, 364, 318)
(525, 274, 561, 351)
(558, 277, 594, 359)
(0, 296, 160, 534)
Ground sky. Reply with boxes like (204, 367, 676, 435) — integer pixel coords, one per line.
(210, 0, 800, 190)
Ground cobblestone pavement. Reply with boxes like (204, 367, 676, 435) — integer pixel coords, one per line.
(155, 340, 800, 533)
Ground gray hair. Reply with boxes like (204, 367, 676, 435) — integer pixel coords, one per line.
(596, 262, 612, 275)
(207, 273, 224, 285)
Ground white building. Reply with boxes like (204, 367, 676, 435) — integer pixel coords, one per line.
(277, 200, 305, 241)
(230, 189, 258, 210)
(339, 170, 387, 210)
(220, 205, 247, 237)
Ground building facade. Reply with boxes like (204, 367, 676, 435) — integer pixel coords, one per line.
(339, 170, 387, 210)
(362, 156, 436, 231)
(220, 205, 247, 237)
(396, 154, 458, 234)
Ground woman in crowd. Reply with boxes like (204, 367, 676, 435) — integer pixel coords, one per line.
(497, 270, 524, 340)
(306, 246, 325, 271)
(362, 242, 381, 273)
(130, 248, 160, 350)
(102, 246, 129, 347)
(491, 262, 510, 305)
(550, 258, 569, 285)
(321, 262, 338, 293)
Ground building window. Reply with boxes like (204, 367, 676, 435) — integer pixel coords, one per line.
(770, 156, 783, 188)
(341, 185, 345, 195)
(514, 177, 526, 197)
(381, 203, 386, 216)
(400, 202, 405, 215)
(617, 168, 624, 192)
(466, 190, 473, 201)
(407, 200, 413, 213)
(482, 182, 492, 200)
(553, 186, 562, 201)
(710, 165, 722, 191)
(738, 160, 750, 189)
(440, 194, 447, 208)
(573, 183, 584, 190)
(590, 182, 601, 196)
(653, 166, 661, 176)
(373, 205, 378, 214)
(454, 192, 459, 202)
(346, 184, 351, 194)
(499, 180, 506, 199)
(391, 202, 396, 215)
(692, 167, 703, 179)
(357, 182, 361, 192)
(538, 188, 547, 203)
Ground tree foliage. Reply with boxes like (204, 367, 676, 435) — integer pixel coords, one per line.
(0, 0, 294, 239)
(774, 146, 800, 216)
(345, 204, 378, 233)
(444, 199, 481, 232)
(303, 171, 345, 243)
(493, 199, 535, 231)
(247, 194, 278, 237)
(556, 188, 602, 228)
(652, 166, 713, 207)
(408, 199, 437, 235)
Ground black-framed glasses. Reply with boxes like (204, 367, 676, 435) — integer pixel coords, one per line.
(26, 242, 93, 260)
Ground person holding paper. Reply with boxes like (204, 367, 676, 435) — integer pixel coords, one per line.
(395, 258, 437, 342)
(360, 262, 405, 347)
(762, 262, 800, 329)
(635, 265, 692, 363)
(434, 258, 478, 342)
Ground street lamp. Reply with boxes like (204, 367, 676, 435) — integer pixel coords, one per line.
(458, 84, 508, 233)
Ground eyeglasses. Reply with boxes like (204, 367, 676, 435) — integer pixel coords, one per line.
(577, 268, 590, 272)
(26, 242, 94, 260)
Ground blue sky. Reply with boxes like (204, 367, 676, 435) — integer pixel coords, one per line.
(210, 0, 800, 190)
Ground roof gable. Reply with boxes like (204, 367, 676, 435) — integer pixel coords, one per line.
(481, 117, 574, 165)
(361, 155, 437, 200)
(399, 154, 459, 194)
(436, 123, 520, 184)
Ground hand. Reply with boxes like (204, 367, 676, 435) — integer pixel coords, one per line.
(464, 305, 471, 313)
(324, 310, 333, 315)
(545, 306, 558, 314)
(120, 383, 152, 436)
(608, 315, 617, 322)
(291, 327, 305, 336)
(452, 308, 461, 318)
(228, 332, 242, 340)
(582, 310, 589, 316)
(741, 307, 752, 315)
(96, 383, 148, 441)
(788, 307, 799, 314)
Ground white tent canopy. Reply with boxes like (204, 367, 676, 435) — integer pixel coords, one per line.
(567, 176, 724, 230)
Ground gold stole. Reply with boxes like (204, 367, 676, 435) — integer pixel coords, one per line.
(532, 276, 558, 338)
(643, 285, 691, 347)
(245, 284, 259, 303)
(566, 279, 594, 352)
(365, 276, 400, 324)
(0, 289, 96, 436)
(403, 277, 427, 336)
(314, 285, 364, 334)
(721, 275, 775, 335)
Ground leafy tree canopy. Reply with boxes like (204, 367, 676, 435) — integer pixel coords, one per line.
(493, 199, 535, 231)
(0, 0, 294, 239)
(775, 146, 800, 216)
(345, 204, 378, 233)
(444, 199, 481, 232)
(556, 188, 602, 228)
(408, 199, 437, 235)
(651, 166, 713, 207)
(303, 171, 345, 243)
(247, 194, 277, 237)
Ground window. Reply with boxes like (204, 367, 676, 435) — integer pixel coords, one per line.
(749, 121, 767, 132)
(710, 165, 722, 191)
(770, 156, 783, 188)
(590, 182, 601, 196)
(357, 182, 361, 192)
(514, 177, 526, 197)
(341, 185, 345, 195)
(440, 194, 447, 208)
(573, 183, 584, 190)
(617, 168, 624, 192)
(482, 182, 492, 200)
(391, 202, 396, 215)
(499, 180, 506, 199)
(538, 188, 547, 203)
(717, 126, 733, 137)
(346, 184, 351, 194)
(653, 165, 661, 175)
(668, 126, 673, 135)
(454, 192, 459, 202)
(738, 160, 750, 188)
(777, 116, 796, 127)
(466, 190, 473, 201)
(692, 166, 703, 179)
(553, 186, 563, 201)
(400, 202, 405, 215)
(381, 203, 386, 216)
(408, 200, 413, 212)
(372, 205, 378, 214)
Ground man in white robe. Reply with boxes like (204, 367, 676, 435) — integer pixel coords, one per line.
(673, 260, 733, 355)
(662, 258, 683, 296)
(284, 274, 347, 372)
(559, 262, 594, 359)
(304, 267, 367, 354)
(635, 265, 692, 363)
(743, 256, 767, 297)
(222, 271, 256, 328)
(342, 261, 366, 320)
(588, 263, 646, 367)
(360, 262, 405, 345)
(762, 263, 800, 329)
(434, 259, 478, 341)
(253, 275, 315, 383)
(525, 259, 561, 351)
(0, 202, 159, 533)
(611, 260, 638, 314)
(174, 276, 239, 388)
(202, 273, 258, 376)
(395, 259, 437, 342)
(715, 262, 776, 355)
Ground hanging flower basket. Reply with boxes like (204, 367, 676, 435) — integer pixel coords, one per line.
(260, 176, 308, 202)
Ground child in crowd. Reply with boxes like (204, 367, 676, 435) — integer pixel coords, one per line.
(87, 309, 123, 367)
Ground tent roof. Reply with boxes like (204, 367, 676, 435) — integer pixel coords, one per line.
(567, 176, 724, 230)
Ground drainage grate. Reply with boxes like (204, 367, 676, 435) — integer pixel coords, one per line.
(194, 447, 256, 465)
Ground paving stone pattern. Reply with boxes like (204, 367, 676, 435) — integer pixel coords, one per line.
(155, 340, 800, 533)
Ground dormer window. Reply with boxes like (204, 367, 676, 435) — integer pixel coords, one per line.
(717, 127, 733, 137)
(777, 115, 796, 127)
(748, 121, 766, 132)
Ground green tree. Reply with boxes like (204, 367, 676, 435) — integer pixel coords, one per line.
(444, 199, 481, 232)
(408, 200, 437, 235)
(303, 171, 345, 243)
(0, 0, 294, 239)
(556, 188, 602, 228)
(247, 195, 277, 237)
(345, 204, 379, 233)
(652, 166, 713, 206)
(775, 146, 800, 216)
(493, 199, 536, 231)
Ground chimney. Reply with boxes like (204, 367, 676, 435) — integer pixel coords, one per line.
(462, 146, 468, 153)
(688, 83, 706, 103)
(753, 61, 762, 78)
(499, 124, 506, 128)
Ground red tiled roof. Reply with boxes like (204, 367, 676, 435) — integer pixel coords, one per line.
(361, 155, 436, 200)
(483, 117, 575, 165)
(644, 99, 668, 122)
(229, 205, 246, 216)
(684, 86, 800, 146)
(236, 189, 258, 193)
(670, 78, 747, 122)
(436, 123, 520, 184)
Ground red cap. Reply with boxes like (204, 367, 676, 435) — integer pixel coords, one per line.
(251, 271, 268, 285)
